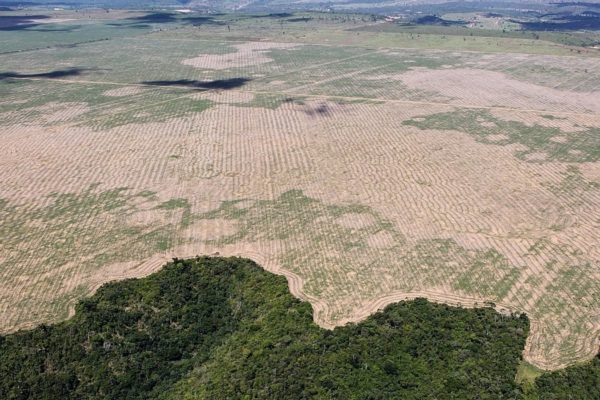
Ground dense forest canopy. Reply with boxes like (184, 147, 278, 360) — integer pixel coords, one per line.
(0, 256, 598, 399)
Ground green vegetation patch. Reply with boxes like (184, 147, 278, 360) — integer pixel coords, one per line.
(194, 190, 520, 316)
(454, 248, 521, 299)
(0, 80, 214, 129)
(526, 356, 600, 400)
(1, 256, 596, 399)
(157, 198, 190, 210)
(85, 96, 214, 130)
(235, 93, 302, 110)
(546, 165, 600, 196)
(0, 185, 174, 264)
(0, 186, 190, 327)
(404, 109, 600, 163)
(0, 19, 156, 54)
(517, 361, 544, 387)
(0, 256, 532, 399)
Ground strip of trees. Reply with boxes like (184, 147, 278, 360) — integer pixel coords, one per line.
(0, 256, 596, 399)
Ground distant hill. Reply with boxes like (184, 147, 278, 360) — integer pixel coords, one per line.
(6, 1, 600, 16)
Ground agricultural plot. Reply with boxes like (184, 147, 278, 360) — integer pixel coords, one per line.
(0, 11, 599, 371)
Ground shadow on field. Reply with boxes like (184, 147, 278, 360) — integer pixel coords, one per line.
(142, 78, 251, 90)
(553, 2, 600, 9)
(513, 13, 600, 31)
(0, 14, 80, 31)
(0, 67, 92, 80)
(303, 103, 331, 117)
(262, 13, 293, 18)
(112, 12, 224, 27)
(282, 98, 332, 118)
(414, 15, 465, 26)
(287, 17, 313, 23)
(0, 15, 50, 30)
(106, 22, 152, 29)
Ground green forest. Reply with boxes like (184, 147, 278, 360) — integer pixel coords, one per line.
(0, 256, 598, 399)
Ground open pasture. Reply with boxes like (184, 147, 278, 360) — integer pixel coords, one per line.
(0, 11, 599, 371)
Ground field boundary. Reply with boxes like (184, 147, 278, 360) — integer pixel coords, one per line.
(7, 76, 600, 118)
(52, 250, 600, 371)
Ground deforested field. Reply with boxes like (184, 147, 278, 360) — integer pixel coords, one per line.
(0, 10, 599, 371)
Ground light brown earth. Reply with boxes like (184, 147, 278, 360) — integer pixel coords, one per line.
(396, 68, 600, 113)
(192, 90, 255, 104)
(182, 42, 300, 70)
(103, 86, 146, 97)
(1, 39, 599, 372)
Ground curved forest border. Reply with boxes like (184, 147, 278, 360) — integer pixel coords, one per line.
(0, 256, 598, 399)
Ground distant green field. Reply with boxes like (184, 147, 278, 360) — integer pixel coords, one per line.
(353, 22, 600, 48)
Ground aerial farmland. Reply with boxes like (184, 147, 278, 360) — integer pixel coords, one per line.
(0, 3, 599, 397)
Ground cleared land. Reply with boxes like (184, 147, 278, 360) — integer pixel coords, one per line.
(0, 11, 599, 371)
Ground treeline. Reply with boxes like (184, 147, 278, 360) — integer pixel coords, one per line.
(0, 257, 597, 399)
(526, 355, 600, 400)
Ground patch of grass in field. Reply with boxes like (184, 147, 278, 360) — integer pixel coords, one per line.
(347, 24, 600, 56)
(198, 189, 402, 244)
(0, 80, 213, 128)
(0, 19, 157, 53)
(236, 93, 301, 109)
(525, 274, 544, 288)
(454, 249, 521, 299)
(280, 49, 461, 99)
(84, 96, 214, 130)
(136, 190, 158, 199)
(546, 166, 600, 196)
(141, 228, 174, 252)
(355, 22, 600, 48)
(158, 197, 192, 228)
(37, 185, 132, 221)
(547, 263, 600, 309)
(46, 285, 90, 321)
(404, 109, 600, 163)
(0, 185, 191, 329)
(499, 61, 600, 92)
(517, 361, 544, 386)
(328, 97, 384, 105)
(195, 190, 521, 312)
(157, 198, 190, 210)
(526, 239, 551, 257)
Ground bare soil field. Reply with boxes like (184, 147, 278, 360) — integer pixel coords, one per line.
(0, 12, 599, 371)
(182, 42, 301, 70)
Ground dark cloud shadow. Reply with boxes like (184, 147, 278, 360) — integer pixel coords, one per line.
(552, 2, 600, 9)
(141, 78, 251, 90)
(0, 15, 50, 30)
(126, 12, 224, 27)
(303, 103, 331, 117)
(132, 13, 176, 23)
(0, 67, 93, 81)
(514, 14, 600, 31)
(106, 22, 153, 29)
(266, 13, 293, 18)
(23, 25, 81, 32)
(287, 17, 313, 23)
(414, 15, 465, 26)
